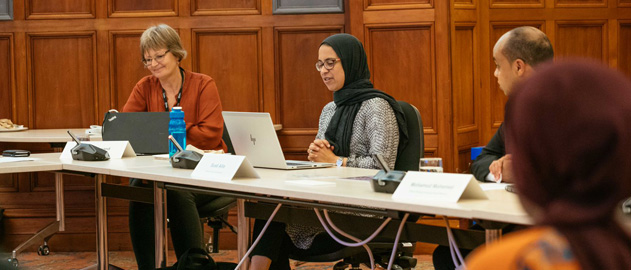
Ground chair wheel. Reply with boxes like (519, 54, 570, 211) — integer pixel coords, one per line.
(333, 261, 349, 270)
(38, 244, 50, 256)
(204, 243, 213, 254)
(390, 264, 403, 270)
(7, 258, 18, 268)
(396, 256, 417, 269)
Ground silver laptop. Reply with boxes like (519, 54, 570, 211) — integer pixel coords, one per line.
(222, 111, 335, 170)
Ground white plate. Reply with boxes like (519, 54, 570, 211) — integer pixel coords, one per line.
(0, 125, 28, 132)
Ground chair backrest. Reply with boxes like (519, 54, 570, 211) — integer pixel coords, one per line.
(394, 101, 424, 171)
(222, 122, 235, 155)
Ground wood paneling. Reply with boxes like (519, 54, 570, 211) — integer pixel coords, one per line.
(0, 34, 12, 120)
(452, 23, 480, 172)
(28, 33, 97, 128)
(0, 174, 18, 192)
(364, 0, 432, 10)
(455, 0, 476, 9)
(620, 22, 631, 78)
(620, 0, 631, 7)
(366, 24, 436, 134)
(193, 29, 262, 113)
(453, 25, 476, 131)
(490, 0, 544, 8)
(109, 31, 149, 111)
(275, 28, 341, 129)
(109, 0, 176, 17)
(556, 21, 606, 60)
(26, 0, 95, 19)
(192, 0, 260, 15)
(555, 0, 606, 8)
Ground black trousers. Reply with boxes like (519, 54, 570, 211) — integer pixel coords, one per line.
(128, 179, 217, 270)
(249, 219, 346, 270)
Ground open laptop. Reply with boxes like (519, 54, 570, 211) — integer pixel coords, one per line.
(222, 111, 334, 170)
(102, 111, 170, 155)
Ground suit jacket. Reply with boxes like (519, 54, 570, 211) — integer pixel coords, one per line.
(471, 123, 505, 181)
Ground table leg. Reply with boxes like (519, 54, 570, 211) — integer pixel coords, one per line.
(154, 181, 168, 268)
(485, 228, 502, 243)
(237, 199, 250, 270)
(95, 174, 109, 270)
(9, 172, 65, 266)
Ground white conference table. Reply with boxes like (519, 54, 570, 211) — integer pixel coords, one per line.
(0, 128, 94, 267)
(54, 153, 530, 270)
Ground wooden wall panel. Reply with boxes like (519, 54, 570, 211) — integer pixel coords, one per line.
(556, 21, 606, 60)
(0, 174, 17, 192)
(453, 25, 476, 131)
(193, 29, 262, 113)
(618, 22, 631, 78)
(276, 28, 340, 129)
(192, 0, 260, 15)
(109, 0, 176, 17)
(0, 34, 12, 120)
(621, 0, 631, 7)
(28, 33, 97, 128)
(555, 0, 606, 8)
(26, 0, 95, 19)
(490, 0, 544, 8)
(452, 23, 480, 172)
(366, 24, 436, 133)
(364, 0, 432, 10)
(109, 31, 150, 111)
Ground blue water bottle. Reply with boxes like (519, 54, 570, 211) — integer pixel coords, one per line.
(169, 107, 186, 158)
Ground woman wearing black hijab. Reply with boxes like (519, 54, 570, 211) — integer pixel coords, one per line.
(248, 34, 408, 270)
(307, 33, 407, 169)
(466, 61, 631, 270)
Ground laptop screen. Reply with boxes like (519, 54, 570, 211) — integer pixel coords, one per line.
(102, 112, 170, 155)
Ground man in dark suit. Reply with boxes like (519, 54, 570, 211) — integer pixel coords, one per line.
(471, 26, 554, 183)
(434, 26, 554, 270)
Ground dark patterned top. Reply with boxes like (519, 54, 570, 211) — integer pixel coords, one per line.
(286, 97, 399, 249)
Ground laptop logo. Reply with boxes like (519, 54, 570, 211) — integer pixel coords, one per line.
(250, 134, 256, 145)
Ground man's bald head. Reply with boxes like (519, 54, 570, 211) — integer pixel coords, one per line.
(496, 26, 554, 67)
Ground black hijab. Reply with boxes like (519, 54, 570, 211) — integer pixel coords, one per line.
(320, 34, 408, 158)
(506, 61, 631, 270)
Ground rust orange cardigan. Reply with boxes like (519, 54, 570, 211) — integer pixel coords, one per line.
(123, 69, 227, 152)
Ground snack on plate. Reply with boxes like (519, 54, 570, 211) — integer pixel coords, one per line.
(0, 118, 14, 129)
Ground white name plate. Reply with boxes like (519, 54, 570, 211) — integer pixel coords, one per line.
(191, 154, 259, 182)
(392, 172, 488, 203)
(60, 141, 136, 159)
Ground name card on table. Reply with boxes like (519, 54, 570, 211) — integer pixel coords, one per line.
(60, 141, 136, 159)
(392, 172, 488, 203)
(191, 154, 259, 182)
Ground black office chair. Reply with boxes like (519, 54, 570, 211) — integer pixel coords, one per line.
(288, 100, 425, 270)
(197, 123, 237, 253)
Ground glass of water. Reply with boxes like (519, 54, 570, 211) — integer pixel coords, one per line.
(419, 157, 443, 173)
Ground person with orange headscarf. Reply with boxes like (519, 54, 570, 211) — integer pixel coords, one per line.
(466, 60, 631, 270)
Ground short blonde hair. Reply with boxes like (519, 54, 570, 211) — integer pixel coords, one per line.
(140, 24, 187, 62)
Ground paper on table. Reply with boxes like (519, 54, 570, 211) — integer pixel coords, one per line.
(0, 157, 37, 163)
(479, 182, 509, 191)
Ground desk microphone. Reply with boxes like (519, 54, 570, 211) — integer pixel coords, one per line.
(371, 154, 406, 194)
(169, 135, 202, 169)
(67, 130, 110, 161)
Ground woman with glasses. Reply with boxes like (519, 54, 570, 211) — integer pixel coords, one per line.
(248, 33, 408, 270)
(123, 24, 226, 270)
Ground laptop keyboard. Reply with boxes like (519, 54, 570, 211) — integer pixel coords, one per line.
(286, 161, 313, 167)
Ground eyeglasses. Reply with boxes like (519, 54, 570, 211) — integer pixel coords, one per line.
(142, 50, 170, 67)
(315, 58, 340, 71)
